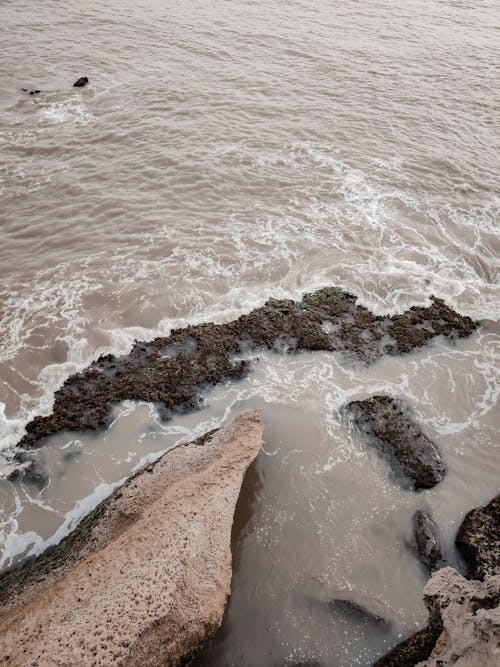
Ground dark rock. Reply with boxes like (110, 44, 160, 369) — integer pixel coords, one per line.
(347, 395, 445, 490)
(456, 493, 500, 580)
(7, 458, 48, 491)
(73, 76, 89, 87)
(330, 598, 391, 627)
(373, 624, 441, 666)
(14, 290, 476, 451)
(413, 510, 444, 572)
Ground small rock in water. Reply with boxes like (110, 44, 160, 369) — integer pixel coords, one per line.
(306, 577, 392, 627)
(73, 76, 89, 87)
(413, 510, 444, 572)
(347, 395, 445, 490)
(329, 592, 391, 627)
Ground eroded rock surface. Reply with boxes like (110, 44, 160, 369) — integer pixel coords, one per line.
(456, 493, 500, 580)
(413, 510, 444, 573)
(348, 395, 445, 490)
(418, 567, 500, 666)
(0, 411, 263, 667)
(16, 289, 476, 451)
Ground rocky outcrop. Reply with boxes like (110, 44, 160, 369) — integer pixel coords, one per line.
(374, 492, 500, 667)
(420, 567, 499, 666)
(0, 411, 263, 667)
(16, 290, 476, 451)
(374, 568, 500, 666)
(413, 510, 444, 573)
(456, 493, 500, 580)
(347, 395, 445, 490)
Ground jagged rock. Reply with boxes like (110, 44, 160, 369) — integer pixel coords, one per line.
(419, 567, 500, 666)
(0, 411, 263, 667)
(73, 76, 89, 87)
(15, 291, 476, 451)
(348, 395, 445, 490)
(374, 568, 500, 666)
(413, 510, 444, 572)
(456, 493, 500, 580)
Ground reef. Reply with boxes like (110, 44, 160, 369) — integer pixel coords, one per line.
(16, 288, 476, 452)
(0, 411, 263, 667)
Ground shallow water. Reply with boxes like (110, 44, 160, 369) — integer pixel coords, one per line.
(1, 329, 499, 663)
(1, 0, 499, 663)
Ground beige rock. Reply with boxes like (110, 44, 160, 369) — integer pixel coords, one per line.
(0, 410, 263, 667)
(417, 567, 500, 667)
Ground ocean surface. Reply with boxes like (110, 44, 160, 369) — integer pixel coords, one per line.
(1, 0, 499, 664)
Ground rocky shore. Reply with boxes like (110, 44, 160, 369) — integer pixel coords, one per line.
(375, 493, 500, 666)
(0, 411, 263, 666)
(17, 288, 476, 454)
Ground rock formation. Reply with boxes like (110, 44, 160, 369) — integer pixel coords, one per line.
(0, 410, 263, 667)
(347, 395, 445, 490)
(418, 567, 499, 666)
(413, 510, 444, 572)
(374, 494, 500, 666)
(16, 290, 476, 452)
(456, 493, 500, 580)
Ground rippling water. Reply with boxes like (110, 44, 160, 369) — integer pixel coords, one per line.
(1, 0, 499, 663)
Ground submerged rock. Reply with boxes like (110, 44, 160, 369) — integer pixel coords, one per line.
(330, 595, 391, 627)
(456, 493, 500, 580)
(0, 411, 263, 667)
(347, 395, 445, 490)
(305, 577, 392, 627)
(16, 290, 476, 451)
(73, 76, 89, 87)
(373, 625, 442, 667)
(413, 510, 444, 573)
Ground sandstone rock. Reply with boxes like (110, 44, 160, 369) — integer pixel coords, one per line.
(374, 567, 500, 666)
(0, 410, 263, 667)
(456, 493, 500, 580)
(418, 567, 500, 666)
(413, 510, 444, 573)
(348, 395, 445, 490)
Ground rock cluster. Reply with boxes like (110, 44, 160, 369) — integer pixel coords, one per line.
(374, 493, 500, 666)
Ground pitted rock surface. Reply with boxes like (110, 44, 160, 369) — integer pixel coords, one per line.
(16, 289, 476, 451)
(348, 395, 445, 490)
(0, 411, 263, 667)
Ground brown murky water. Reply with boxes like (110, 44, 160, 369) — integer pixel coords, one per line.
(1, 0, 499, 664)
